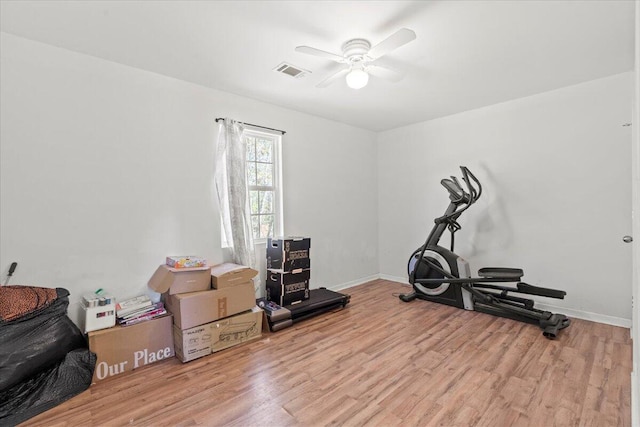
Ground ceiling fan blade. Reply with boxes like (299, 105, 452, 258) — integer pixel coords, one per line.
(367, 64, 405, 82)
(368, 28, 416, 60)
(316, 67, 350, 88)
(295, 46, 345, 63)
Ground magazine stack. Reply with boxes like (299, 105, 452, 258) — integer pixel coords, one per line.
(116, 295, 166, 326)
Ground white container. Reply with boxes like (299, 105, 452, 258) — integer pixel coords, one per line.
(80, 291, 116, 333)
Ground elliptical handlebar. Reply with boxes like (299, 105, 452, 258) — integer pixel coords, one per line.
(460, 166, 482, 202)
(411, 166, 483, 283)
(436, 166, 482, 224)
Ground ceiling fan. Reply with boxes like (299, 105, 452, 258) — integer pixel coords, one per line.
(295, 28, 416, 89)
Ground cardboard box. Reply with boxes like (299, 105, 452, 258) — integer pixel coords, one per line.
(267, 237, 311, 271)
(266, 269, 310, 306)
(211, 263, 258, 289)
(148, 264, 211, 295)
(164, 282, 255, 329)
(166, 256, 207, 269)
(174, 307, 263, 362)
(88, 315, 174, 383)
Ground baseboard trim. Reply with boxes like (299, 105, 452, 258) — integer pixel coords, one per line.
(375, 274, 632, 328)
(532, 302, 631, 328)
(379, 274, 409, 284)
(326, 274, 381, 292)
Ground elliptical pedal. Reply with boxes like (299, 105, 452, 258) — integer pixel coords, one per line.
(517, 283, 566, 299)
(478, 267, 523, 280)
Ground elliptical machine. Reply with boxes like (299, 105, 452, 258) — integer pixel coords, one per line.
(399, 166, 570, 339)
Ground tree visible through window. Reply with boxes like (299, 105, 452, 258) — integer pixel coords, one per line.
(245, 129, 282, 240)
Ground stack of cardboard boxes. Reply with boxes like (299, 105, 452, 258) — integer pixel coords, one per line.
(266, 237, 311, 306)
(149, 263, 263, 362)
(86, 261, 263, 384)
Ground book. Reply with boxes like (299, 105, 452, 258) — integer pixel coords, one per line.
(117, 302, 164, 320)
(118, 306, 167, 326)
(116, 295, 152, 316)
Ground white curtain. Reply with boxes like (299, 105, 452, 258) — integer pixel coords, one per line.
(214, 118, 257, 279)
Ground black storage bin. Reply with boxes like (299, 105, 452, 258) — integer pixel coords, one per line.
(267, 237, 311, 271)
(266, 269, 310, 306)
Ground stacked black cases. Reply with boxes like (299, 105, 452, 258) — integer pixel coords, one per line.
(266, 269, 310, 306)
(266, 237, 311, 306)
(263, 237, 351, 332)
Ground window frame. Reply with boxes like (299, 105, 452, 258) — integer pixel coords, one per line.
(243, 126, 283, 244)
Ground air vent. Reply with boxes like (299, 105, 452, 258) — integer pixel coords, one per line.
(273, 62, 310, 78)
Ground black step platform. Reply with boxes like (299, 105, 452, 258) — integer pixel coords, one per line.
(262, 288, 350, 332)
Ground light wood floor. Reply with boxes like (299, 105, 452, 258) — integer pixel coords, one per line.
(22, 279, 632, 427)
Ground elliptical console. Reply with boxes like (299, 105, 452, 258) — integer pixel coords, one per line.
(400, 166, 570, 339)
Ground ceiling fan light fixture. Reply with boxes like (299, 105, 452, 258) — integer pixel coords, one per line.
(296, 28, 416, 89)
(346, 68, 369, 89)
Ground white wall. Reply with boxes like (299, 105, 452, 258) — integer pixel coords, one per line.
(0, 33, 378, 324)
(378, 72, 633, 324)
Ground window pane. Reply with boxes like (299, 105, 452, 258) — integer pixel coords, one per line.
(237, 130, 281, 243)
(259, 191, 273, 214)
(260, 215, 274, 238)
(250, 191, 259, 214)
(247, 162, 257, 186)
(251, 215, 260, 239)
(246, 137, 256, 161)
(256, 138, 272, 162)
(256, 163, 273, 186)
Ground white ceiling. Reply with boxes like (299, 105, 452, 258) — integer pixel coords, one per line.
(0, 1, 635, 132)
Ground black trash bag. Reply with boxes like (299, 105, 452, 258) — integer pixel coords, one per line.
(0, 288, 87, 391)
(0, 348, 96, 427)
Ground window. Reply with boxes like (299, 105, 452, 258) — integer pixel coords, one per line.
(244, 128, 282, 241)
